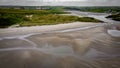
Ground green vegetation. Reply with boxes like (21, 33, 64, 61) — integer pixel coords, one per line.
(0, 14, 25, 28)
(77, 17, 102, 22)
(0, 8, 102, 28)
(50, 7, 65, 14)
(0, 8, 66, 14)
(64, 6, 120, 13)
(20, 14, 78, 26)
(0, 8, 66, 28)
(20, 15, 102, 27)
(106, 13, 120, 21)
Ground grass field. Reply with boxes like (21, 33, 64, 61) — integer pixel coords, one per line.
(20, 14, 102, 27)
(0, 8, 102, 28)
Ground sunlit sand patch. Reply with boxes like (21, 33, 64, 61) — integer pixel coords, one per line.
(72, 39, 91, 55)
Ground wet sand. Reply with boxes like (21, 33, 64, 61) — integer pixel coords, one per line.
(0, 22, 99, 37)
(0, 22, 120, 68)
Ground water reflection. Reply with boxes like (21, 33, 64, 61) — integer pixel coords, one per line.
(0, 24, 120, 68)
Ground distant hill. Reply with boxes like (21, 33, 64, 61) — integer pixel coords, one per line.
(0, 6, 51, 10)
(64, 6, 120, 13)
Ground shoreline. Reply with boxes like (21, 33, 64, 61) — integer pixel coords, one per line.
(0, 22, 102, 37)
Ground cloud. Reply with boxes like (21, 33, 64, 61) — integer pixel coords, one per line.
(0, 0, 120, 6)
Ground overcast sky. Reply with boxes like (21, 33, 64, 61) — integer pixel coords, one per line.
(0, 0, 120, 6)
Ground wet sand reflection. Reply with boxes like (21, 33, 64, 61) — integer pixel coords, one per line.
(0, 25, 120, 68)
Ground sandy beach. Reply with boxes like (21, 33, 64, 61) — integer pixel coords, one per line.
(0, 22, 101, 37)
(0, 21, 120, 68)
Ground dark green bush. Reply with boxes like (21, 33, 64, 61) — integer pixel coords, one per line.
(0, 13, 24, 28)
(77, 17, 102, 22)
(106, 13, 120, 21)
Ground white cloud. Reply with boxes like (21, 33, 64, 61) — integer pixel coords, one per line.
(0, 0, 120, 6)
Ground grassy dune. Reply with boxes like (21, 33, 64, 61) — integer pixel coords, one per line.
(0, 9, 102, 28)
(20, 14, 102, 27)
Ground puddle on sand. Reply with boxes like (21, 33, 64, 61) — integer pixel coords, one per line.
(108, 30, 120, 37)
